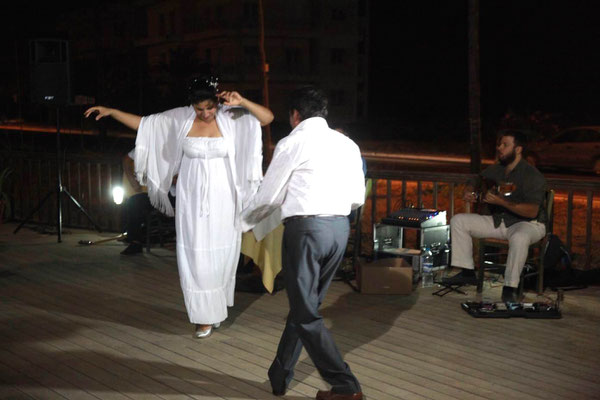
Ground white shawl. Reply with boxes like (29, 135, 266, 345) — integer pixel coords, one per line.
(134, 105, 263, 225)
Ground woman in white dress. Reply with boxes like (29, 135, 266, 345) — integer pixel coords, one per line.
(85, 77, 274, 338)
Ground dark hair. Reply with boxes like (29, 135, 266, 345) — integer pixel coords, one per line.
(187, 75, 219, 104)
(499, 129, 528, 150)
(288, 86, 328, 120)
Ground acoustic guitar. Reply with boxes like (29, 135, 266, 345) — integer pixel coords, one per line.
(472, 178, 516, 214)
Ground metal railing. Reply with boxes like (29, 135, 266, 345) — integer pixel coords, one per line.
(2, 150, 599, 268)
(1, 151, 123, 232)
(364, 170, 600, 269)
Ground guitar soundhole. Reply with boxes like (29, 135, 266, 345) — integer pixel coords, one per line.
(497, 182, 515, 196)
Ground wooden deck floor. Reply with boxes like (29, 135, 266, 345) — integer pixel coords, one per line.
(1, 223, 600, 400)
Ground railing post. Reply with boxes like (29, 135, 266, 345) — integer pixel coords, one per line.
(87, 162, 92, 229)
(449, 183, 455, 219)
(586, 190, 593, 268)
(96, 163, 102, 229)
(386, 180, 392, 216)
(566, 190, 573, 252)
(371, 178, 378, 240)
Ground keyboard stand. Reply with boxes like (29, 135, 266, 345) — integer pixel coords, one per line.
(432, 282, 468, 297)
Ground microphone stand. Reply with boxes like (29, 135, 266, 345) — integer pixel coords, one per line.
(13, 102, 101, 242)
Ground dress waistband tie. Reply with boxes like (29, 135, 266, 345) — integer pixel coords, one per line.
(199, 155, 210, 216)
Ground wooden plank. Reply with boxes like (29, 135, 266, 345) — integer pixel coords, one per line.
(0, 361, 44, 400)
(0, 310, 171, 400)
(1, 223, 600, 400)
(236, 297, 524, 399)
(0, 280, 279, 399)
(0, 349, 99, 400)
(0, 296, 236, 399)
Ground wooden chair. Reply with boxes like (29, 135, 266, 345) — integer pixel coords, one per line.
(476, 189, 554, 296)
(349, 178, 372, 268)
(333, 178, 372, 290)
(145, 209, 176, 253)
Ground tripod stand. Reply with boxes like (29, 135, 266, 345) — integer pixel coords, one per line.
(13, 104, 101, 242)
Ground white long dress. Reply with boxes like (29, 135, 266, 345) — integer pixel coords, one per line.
(176, 136, 241, 325)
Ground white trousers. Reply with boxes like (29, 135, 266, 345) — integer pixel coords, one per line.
(450, 213, 546, 288)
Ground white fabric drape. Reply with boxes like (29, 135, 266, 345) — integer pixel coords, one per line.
(134, 105, 263, 220)
(133, 105, 263, 324)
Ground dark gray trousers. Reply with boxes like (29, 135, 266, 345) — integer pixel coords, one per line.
(123, 193, 153, 242)
(268, 216, 361, 395)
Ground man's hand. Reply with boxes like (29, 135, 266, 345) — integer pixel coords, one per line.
(483, 191, 506, 207)
(484, 191, 540, 219)
(463, 191, 478, 203)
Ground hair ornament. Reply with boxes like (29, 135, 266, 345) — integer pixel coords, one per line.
(188, 76, 219, 92)
(206, 76, 219, 90)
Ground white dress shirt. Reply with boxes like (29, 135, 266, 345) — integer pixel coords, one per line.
(242, 117, 365, 230)
(127, 148, 176, 196)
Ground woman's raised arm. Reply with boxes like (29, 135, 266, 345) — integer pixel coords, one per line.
(217, 91, 274, 126)
(84, 106, 142, 131)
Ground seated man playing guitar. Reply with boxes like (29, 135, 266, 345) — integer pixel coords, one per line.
(443, 130, 547, 302)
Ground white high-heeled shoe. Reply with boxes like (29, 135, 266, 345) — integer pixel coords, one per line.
(212, 322, 221, 329)
(193, 324, 213, 339)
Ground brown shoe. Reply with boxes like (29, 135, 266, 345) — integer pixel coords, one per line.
(316, 390, 363, 400)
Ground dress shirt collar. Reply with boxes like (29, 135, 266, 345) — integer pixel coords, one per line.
(289, 117, 329, 136)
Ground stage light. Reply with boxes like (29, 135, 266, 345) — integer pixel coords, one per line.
(112, 186, 124, 205)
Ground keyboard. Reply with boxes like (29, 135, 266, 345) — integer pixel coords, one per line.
(381, 208, 447, 228)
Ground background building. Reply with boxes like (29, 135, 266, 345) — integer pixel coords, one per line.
(50, 0, 370, 138)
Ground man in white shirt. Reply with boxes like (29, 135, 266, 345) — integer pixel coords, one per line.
(242, 87, 365, 400)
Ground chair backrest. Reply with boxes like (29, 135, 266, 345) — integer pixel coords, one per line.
(350, 178, 372, 262)
(348, 178, 372, 227)
(544, 189, 555, 233)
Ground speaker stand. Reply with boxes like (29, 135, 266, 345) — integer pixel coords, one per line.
(13, 104, 101, 242)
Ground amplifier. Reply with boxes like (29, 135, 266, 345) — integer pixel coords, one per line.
(381, 208, 447, 228)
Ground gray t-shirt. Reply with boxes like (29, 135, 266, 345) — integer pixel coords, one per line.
(481, 159, 547, 228)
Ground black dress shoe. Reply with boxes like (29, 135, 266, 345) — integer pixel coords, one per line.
(441, 269, 478, 285)
(121, 242, 143, 255)
(268, 364, 287, 396)
(501, 286, 520, 302)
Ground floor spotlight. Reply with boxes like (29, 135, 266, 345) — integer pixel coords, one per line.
(112, 186, 124, 205)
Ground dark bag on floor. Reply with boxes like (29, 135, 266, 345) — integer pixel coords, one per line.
(541, 234, 582, 290)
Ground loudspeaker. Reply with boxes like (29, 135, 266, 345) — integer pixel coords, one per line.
(29, 39, 71, 105)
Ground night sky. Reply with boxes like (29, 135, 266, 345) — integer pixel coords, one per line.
(3, 1, 600, 142)
(369, 1, 600, 139)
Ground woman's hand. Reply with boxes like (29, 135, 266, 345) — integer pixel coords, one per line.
(84, 106, 114, 120)
(83, 106, 141, 130)
(217, 91, 244, 106)
(218, 90, 274, 126)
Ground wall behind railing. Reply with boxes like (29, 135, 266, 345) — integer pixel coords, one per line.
(2, 150, 599, 269)
(1, 151, 123, 232)
(363, 170, 600, 269)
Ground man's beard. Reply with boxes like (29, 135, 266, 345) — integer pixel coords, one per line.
(498, 149, 517, 166)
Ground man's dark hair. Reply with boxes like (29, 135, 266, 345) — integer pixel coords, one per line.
(288, 86, 328, 120)
(499, 129, 528, 150)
